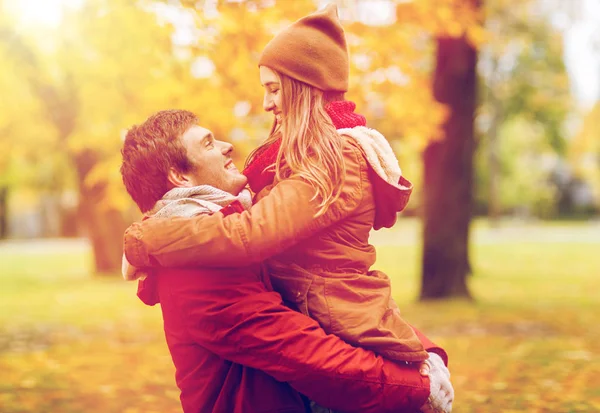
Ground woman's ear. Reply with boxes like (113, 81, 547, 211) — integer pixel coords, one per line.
(167, 167, 193, 188)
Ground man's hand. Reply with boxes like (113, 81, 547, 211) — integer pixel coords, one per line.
(419, 352, 454, 413)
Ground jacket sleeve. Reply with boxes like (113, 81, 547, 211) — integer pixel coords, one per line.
(388, 298, 449, 366)
(411, 325, 449, 367)
(169, 269, 430, 413)
(123, 143, 366, 269)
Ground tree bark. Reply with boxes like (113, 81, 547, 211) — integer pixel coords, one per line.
(487, 94, 502, 226)
(74, 149, 128, 274)
(0, 186, 8, 239)
(421, 27, 479, 300)
(80, 199, 128, 274)
(486, 56, 503, 226)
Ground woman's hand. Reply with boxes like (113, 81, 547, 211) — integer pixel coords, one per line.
(419, 352, 454, 413)
(122, 253, 148, 281)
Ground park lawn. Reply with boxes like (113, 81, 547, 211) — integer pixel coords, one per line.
(1, 229, 599, 413)
(376, 241, 600, 413)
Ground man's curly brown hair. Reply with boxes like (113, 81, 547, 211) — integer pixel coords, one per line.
(120, 110, 198, 213)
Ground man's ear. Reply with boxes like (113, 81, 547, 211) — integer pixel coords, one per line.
(167, 167, 193, 188)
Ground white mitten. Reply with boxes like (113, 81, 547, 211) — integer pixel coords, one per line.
(420, 352, 454, 413)
(122, 253, 148, 281)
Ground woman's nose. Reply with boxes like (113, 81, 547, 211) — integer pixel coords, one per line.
(263, 94, 274, 112)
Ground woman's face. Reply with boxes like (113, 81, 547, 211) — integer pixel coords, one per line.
(259, 66, 282, 124)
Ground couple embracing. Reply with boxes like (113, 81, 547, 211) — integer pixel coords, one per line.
(121, 4, 454, 413)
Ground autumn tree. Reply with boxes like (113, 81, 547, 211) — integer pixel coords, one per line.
(421, 0, 482, 300)
(478, 0, 572, 222)
(1, 0, 184, 272)
(0, 2, 58, 239)
(569, 101, 600, 209)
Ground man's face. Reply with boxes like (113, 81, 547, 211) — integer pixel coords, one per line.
(179, 126, 248, 195)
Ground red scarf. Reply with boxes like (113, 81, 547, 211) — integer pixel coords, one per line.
(243, 100, 366, 194)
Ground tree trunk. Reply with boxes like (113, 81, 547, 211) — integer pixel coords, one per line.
(487, 102, 501, 226)
(0, 186, 8, 239)
(75, 149, 127, 274)
(80, 198, 128, 274)
(421, 27, 479, 300)
(487, 66, 503, 226)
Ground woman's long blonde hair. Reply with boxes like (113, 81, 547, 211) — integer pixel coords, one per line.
(247, 71, 346, 217)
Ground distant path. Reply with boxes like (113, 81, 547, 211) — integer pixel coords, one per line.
(0, 238, 91, 254)
(0, 219, 599, 254)
(369, 218, 600, 246)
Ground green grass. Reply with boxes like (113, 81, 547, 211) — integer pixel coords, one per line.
(373, 224, 600, 413)
(1, 221, 599, 412)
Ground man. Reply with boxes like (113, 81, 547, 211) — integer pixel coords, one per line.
(120, 109, 452, 413)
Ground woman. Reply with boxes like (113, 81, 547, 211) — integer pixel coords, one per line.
(125, 4, 453, 413)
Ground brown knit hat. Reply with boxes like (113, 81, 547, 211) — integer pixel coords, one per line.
(259, 4, 349, 93)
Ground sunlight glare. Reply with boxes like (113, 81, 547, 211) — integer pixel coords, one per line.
(8, 0, 83, 28)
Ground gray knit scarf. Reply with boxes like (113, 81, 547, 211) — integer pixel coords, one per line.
(122, 185, 252, 281)
(147, 185, 253, 219)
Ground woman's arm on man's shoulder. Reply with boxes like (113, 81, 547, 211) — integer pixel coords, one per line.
(123, 143, 367, 269)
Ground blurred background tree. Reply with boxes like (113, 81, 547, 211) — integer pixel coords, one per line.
(0, 0, 598, 298)
(477, 0, 573, 223)
(569, 100, 600, 213)
(421, 0, 480, 300)
(1, 0, 189, 272)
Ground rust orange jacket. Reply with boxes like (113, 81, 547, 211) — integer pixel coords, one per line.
(124, 137, 430, 362)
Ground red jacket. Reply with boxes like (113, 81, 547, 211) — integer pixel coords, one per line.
(136, 253, 447, 412)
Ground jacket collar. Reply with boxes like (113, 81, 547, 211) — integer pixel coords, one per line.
(243, 100, 366, 194)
